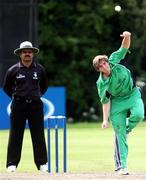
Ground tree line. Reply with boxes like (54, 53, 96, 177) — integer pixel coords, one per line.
(38, 0, 146, 122)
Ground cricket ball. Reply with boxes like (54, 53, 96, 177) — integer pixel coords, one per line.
(114, 5, 121, 12)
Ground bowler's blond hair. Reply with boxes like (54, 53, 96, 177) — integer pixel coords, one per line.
(92, 55, 108, 71)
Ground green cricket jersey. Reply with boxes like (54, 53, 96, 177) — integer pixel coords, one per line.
(96, 47, 134, 104)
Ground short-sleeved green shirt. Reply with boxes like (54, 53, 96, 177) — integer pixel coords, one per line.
(96, 47, 134, 104)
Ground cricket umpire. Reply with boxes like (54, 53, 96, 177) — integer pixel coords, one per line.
(3, 41, 48, 172)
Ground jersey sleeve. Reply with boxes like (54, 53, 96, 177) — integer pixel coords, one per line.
(39, 65, 48, 95)
(96, 79, 110, 104)
(108, 47, 129, 64)
(3, 69, 14, 98)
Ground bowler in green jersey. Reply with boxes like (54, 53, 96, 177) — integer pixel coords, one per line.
(92, 31, 144, 175)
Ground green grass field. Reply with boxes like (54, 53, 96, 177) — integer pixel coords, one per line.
(0, 121, 146, 173)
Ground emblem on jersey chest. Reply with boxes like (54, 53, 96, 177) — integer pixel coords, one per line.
(16, 74, 25, 79)
(33, 72, 38, 79)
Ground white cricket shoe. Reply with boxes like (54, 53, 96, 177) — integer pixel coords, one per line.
(40, 163, 48, 172)
(118, 168, 129, 175)
(7, 165, 16, 172)
(114, 167, 121, 172)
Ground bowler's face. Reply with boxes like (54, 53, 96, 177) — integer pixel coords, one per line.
(97, 59, 110, 73)
(20, 49, 34, 63)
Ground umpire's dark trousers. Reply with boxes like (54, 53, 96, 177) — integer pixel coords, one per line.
(6, 98, 47, 169)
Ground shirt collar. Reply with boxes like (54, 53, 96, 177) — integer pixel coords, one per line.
(19, 61, 36, 68)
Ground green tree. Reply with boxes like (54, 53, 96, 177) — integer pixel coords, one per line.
(38, 0, 146, 121)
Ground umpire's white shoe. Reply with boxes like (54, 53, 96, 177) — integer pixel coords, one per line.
(40, 163, 48, 172)
(118, 168, 129, 175)
(7, 165, 16, 172)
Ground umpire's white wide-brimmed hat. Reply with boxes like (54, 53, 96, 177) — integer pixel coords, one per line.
(14, 41, 39, 56)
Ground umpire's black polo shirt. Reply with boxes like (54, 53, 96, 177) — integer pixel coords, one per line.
(3, 61, 48, 99)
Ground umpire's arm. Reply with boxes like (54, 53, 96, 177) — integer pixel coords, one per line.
(40, 66, 48, 95)
(3, 69, 13, 98)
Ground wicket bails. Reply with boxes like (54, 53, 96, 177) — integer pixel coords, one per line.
(48, 115, 67, 173)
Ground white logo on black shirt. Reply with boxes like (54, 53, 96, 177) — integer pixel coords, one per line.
(33, 72, 38, 79)
(16, 74, 25, 79)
